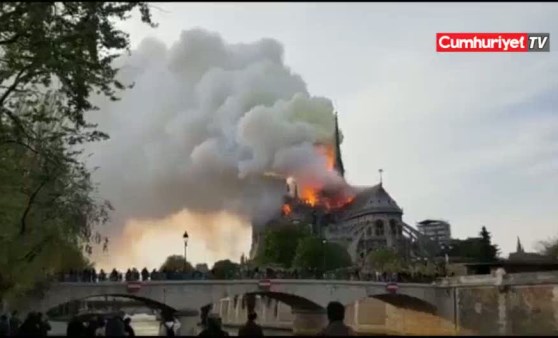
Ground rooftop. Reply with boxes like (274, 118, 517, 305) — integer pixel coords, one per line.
(340, 183, 403, 219)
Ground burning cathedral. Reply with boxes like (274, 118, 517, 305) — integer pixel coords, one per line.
(249, 114, 437, 264)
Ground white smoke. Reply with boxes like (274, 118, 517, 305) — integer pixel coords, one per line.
(86, 29, 343, 265)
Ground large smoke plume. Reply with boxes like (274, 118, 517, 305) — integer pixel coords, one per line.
(87, 29, 343, 267)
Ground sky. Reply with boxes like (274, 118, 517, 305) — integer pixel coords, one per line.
(91, 2, 558, 269)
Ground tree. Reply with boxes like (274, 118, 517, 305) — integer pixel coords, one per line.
(479, 226, 499, 262)
(365, 248, 405, 273)
(255, 222, 311, 269)
(292, 238, 352, 272)
(0, 2, 155, 151)
(0, 1, 155, 303)
(0, 105, 110, 303)
(159, 255, 193, 273)
(211, 260, 240, 279)
(539, 237, 558, 259)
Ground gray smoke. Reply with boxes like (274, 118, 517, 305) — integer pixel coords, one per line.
(86, 29, 342, 241)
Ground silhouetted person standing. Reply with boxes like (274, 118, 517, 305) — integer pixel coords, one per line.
(105, 313, 126, 336)
(85, 317, 99, 337)
(318, 301, 355, 336)
(18, 312, 41, 336)
(132, 268, 140, 281)
(198, 315, 228, 337)
(67, 316, 85, 336)
(36, 313, 51, 336)
(0, 315, 10, 336)
(110, 269, 118, 281)
(159, 316, 180, 337)
(125, 269, 132, 282)
(141, 268, 149, 281)
(123, 317, 135, 337)
(238, 313, 263, 337)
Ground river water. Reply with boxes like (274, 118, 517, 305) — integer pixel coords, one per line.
(49, 314, 292, 336)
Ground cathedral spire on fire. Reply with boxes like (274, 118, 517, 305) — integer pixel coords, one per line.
(334, 112, 345, 178)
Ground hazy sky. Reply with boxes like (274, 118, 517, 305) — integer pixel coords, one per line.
(95, 2, 558, 268)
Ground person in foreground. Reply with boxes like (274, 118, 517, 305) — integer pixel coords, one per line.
(105, 312, 126, 336)
(124, 317, 135, 337)
(198, 314, 229, 337)
(318, 301, 356, 336)
(238, 312, 264, 336)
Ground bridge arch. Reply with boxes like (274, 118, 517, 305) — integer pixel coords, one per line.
(201, 291, 323, 313)
(46, 293, 177, 317)
(29, 280, 442, 323)
(247, 291, 323, 310)
(370, 293, 437, 314)
(342, 293, 458, 336)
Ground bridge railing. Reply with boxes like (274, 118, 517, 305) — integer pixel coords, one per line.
(54, 269, 440, 284)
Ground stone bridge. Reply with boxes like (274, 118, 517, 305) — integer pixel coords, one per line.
(32, 279, 444, 314)
(22, 271, 558, 335)
(25, 279, 452, 334)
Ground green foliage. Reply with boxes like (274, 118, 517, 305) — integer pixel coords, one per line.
(365, 248, 405, 273)
(0, 2, 155, 301)
(446, 227, 499, 263)
(407, 260, 438, 276)
(292, 237, 352, 272)
(0, 120, 107, 301)
(0, 2, 155, 146)
(479, 226, 499, 262)
(255, 223, 311, 269)
(160, 255, 193, 273)
(211, 259, 240, 279)
(539, 237, 558, 259)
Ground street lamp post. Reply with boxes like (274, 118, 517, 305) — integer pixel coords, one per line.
(183, 231, 189, 264)
(440, 244, 453, 276)
(322, 239, 327, 279)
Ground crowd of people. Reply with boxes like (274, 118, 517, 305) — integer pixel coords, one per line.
(195, 301, 356, 337)
(56, 266, 446, 284)
(0, 311, 51, 336)
(65, 312, 136, 337)
(0, 300, 394, 337)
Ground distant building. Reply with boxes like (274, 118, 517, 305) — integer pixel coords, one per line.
(508, 236, 555, 263)
(417, 219, 452, 245)
(453, 237, 558, 275)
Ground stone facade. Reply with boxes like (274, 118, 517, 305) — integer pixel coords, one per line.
(249, 113, 436, 262)
(250, 182, 433, 263)
(457, 284, 558, 335)
(214, 273, 558, 336)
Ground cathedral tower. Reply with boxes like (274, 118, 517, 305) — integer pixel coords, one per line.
(333, 112, 345, 178)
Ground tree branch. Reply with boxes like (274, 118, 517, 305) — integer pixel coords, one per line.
(0, 33, 21, 45)
(0, 138, 66, 167)
(18, 234, 55, 263)
(20, 177, 50, 236)
(0, 66, 30, 107)
(0, 138, 40, 155)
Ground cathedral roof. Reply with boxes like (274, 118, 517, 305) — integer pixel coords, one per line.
(340, 183, 403, 219)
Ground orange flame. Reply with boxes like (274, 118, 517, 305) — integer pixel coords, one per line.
(282, 204, 292, 215)
(291, 143, 352, 209)
(315, 144, 336, 171)
(324, 194, 355, 209)
(300, 186, 318, 206)
(281, 143, 354, 214)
